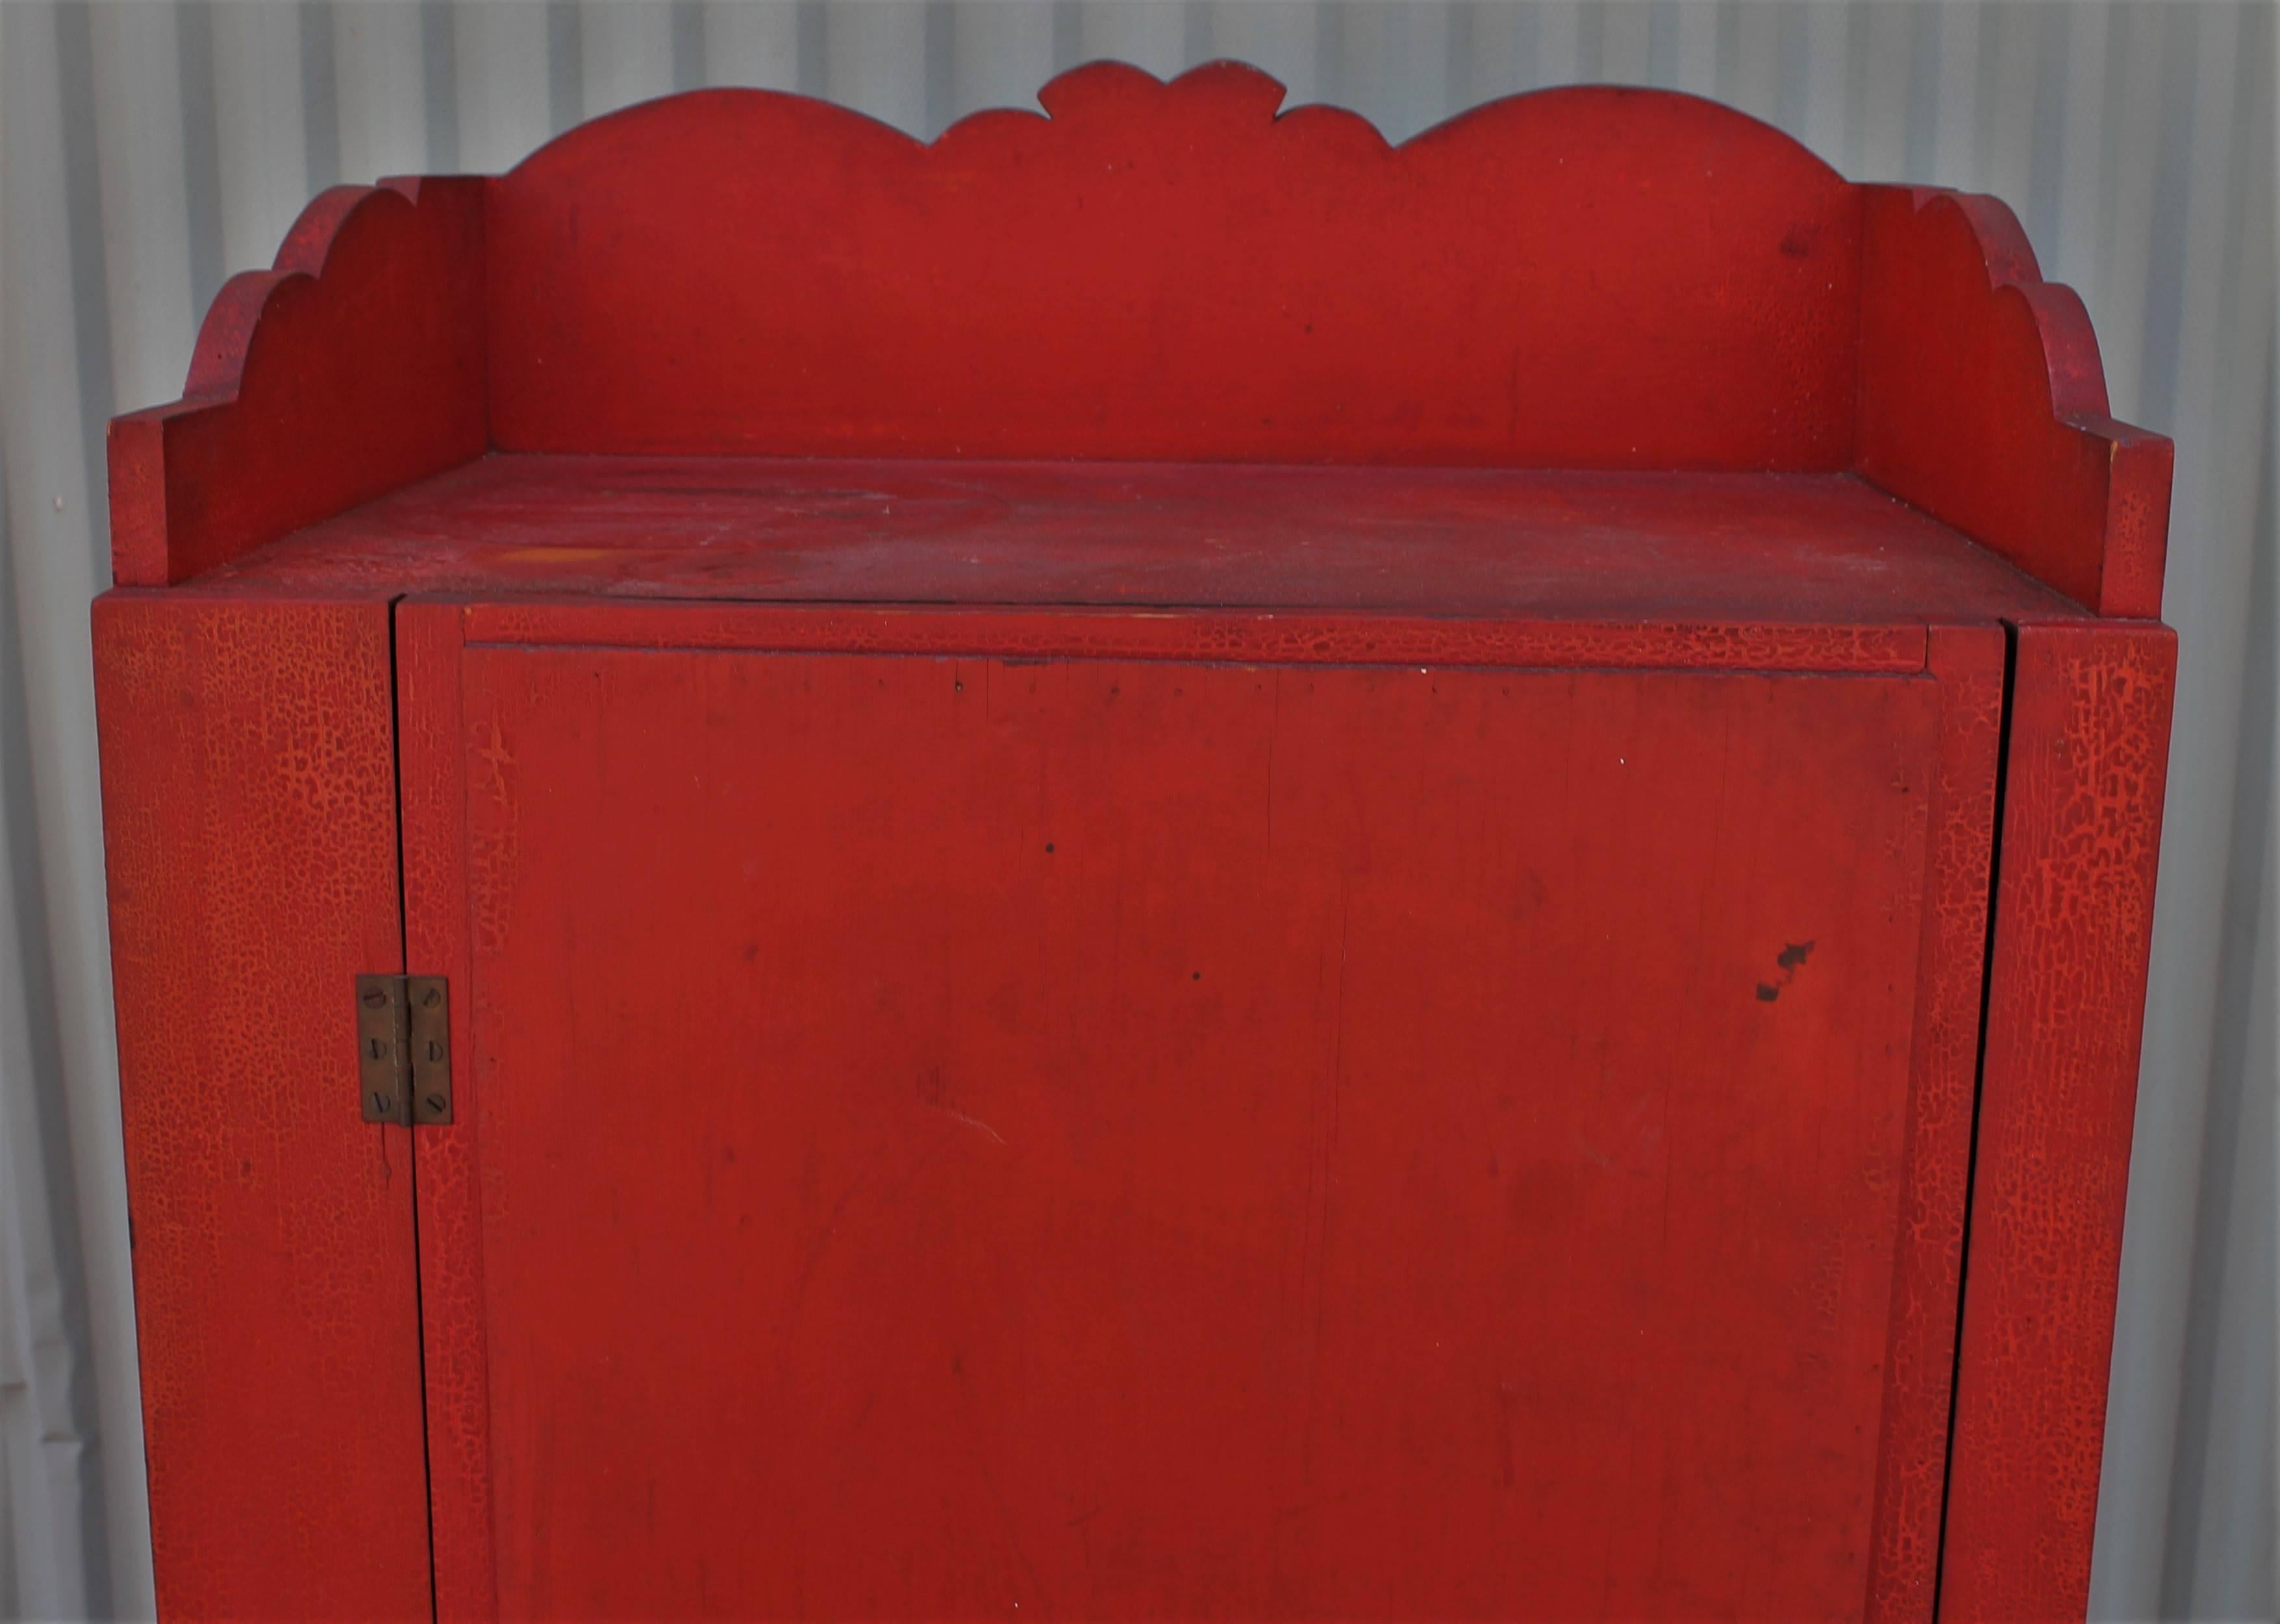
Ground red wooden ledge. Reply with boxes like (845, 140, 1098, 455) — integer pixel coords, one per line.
(108, 175, 486, 586)
(104, 63, 2169, 616)
(1857, 187, 2172, 618)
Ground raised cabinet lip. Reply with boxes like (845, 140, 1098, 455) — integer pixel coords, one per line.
(101, 63, 2166, 625)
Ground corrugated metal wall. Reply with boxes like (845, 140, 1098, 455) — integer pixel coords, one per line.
(2, 3, 2272, 1619)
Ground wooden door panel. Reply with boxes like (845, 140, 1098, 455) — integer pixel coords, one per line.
(425, 639, 1943, 1620)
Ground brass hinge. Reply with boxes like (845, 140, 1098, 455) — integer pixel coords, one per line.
(355, 974, 453, 1126)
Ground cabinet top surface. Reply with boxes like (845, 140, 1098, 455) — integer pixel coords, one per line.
(174, 452, 2077, 627)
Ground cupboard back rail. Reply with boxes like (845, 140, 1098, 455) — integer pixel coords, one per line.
(92, 62, 2174, 1624)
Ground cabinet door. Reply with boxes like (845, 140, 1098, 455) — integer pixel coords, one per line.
(397, 603, 1989, 1623)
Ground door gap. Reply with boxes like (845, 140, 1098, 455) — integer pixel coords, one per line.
(1931, 617, 2021, 1621)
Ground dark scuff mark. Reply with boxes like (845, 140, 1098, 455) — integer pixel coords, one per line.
(1757, 940, 1818, 1004)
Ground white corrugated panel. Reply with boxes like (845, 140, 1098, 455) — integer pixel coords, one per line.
(0, 4, 2270, 1618)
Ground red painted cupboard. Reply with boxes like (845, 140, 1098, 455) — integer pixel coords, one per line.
(94, 66, 2174, 1623)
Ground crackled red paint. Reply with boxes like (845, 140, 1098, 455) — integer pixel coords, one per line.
(1941, 621, 2177, 1622)
(89, 61, 2176, 1624)
(93, 596, 428, 1621)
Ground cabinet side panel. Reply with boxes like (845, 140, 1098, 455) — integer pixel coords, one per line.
(1940, 621, 2176, 1620)
(1867, 627, 2005, 1623)
(92, 593, 430, 1621)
